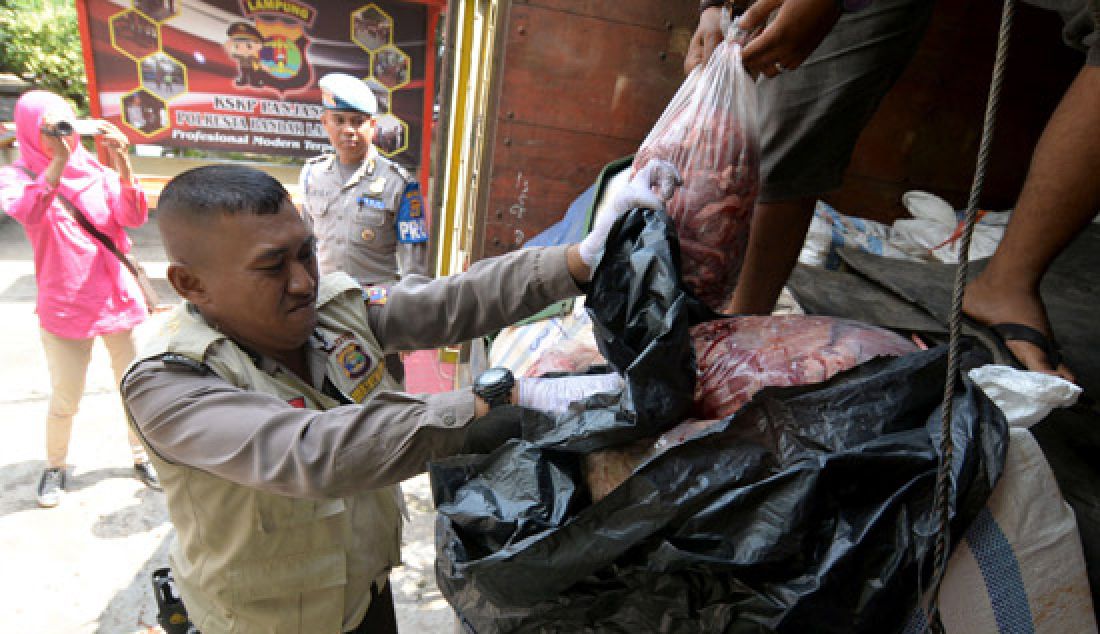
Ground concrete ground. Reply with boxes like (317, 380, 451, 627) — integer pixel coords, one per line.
(0, 215, 454, 633)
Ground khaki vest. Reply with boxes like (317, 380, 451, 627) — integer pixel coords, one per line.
(132, 274, 402, 633)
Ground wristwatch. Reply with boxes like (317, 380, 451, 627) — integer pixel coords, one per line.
(473, 367, 516, 409)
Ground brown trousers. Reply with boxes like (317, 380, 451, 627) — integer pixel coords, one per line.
(39, 328, 146, 468)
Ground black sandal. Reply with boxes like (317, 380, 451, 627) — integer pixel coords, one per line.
(988, 322, 1063, 370)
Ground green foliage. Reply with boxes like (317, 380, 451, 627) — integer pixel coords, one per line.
(0, 0, 88, 113)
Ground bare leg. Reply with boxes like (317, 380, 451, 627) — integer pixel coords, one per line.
(729, 197, 816, 315)
(963, 65, 1100, 381)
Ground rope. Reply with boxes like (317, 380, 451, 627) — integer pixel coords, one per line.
(924, 1, 1016, 632)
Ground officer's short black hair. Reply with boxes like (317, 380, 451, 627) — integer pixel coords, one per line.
(158, 164, 289, 220)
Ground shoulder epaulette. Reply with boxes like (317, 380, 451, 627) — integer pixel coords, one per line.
(160, 353, 211, 375)
(392, 162, 413, 182)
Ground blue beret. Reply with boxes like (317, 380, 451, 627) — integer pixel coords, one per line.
(319, 73, 378, 116)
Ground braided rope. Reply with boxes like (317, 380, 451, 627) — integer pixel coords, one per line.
(923, 2, 1016, 632)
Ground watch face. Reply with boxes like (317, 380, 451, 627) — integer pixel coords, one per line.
(475, 367, 515, 407)
(479, 367, 512, 387)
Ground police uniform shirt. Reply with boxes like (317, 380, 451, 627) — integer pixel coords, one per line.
(300, 147, 429, 286)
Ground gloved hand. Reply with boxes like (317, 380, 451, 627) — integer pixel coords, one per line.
(461, 405, 524, 454)
(577, 159, 681, 270)
(515, 373, 624, 416)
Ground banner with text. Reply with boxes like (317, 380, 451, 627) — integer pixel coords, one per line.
(78, 0, 431, 168)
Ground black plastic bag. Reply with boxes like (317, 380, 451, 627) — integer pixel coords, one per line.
(523, 206, 714, 453)
(433, 208, 1007, 633)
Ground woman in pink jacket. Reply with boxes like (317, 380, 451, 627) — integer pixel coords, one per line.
(0, 91, 160, 507)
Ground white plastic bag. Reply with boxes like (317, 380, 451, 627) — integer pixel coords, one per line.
(968, 364, 1082, 428)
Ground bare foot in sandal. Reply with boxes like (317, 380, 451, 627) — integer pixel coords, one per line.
(962, 274, 1075, 383)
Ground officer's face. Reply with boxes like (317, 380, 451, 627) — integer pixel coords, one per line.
(321, 110, 376, 164)
(187, 200, 320, 363)
(226, 37, 261, 57)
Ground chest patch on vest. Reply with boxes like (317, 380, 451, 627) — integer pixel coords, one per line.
(336, 340, 372, 380)
(349, 364, 386, 403)
(328, 335, 387, 403)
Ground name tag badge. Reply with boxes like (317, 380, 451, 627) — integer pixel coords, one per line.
(357, 195, 386, 210)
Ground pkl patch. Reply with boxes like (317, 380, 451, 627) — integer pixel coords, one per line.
(396, 182, 428, 244)
(364, 286, 388, 306)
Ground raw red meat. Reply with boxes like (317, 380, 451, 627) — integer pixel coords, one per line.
(584, 316, 916, 501)
(632, 37, 759, 311)
(691, 315, 917, 420)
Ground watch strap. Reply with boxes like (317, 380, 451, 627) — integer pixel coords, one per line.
(476, 381, 512, 408)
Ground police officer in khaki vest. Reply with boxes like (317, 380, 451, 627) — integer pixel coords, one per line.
(300, 73, 430, 384)
(122, 162, 675, 633)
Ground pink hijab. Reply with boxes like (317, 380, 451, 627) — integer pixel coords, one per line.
(13, 90, 112, 199)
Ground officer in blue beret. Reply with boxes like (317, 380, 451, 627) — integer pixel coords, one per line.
(299, 73, 431, 384)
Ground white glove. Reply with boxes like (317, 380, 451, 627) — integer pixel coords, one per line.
(577, 159, 681, 270)
(516, 373, 624, 416)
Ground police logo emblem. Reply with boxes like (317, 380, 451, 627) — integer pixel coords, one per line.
(361, 228, 376, 241)
(336, 341, 372, 380)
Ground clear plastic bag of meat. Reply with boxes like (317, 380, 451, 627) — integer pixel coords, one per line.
(632, 21, 759, 312)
